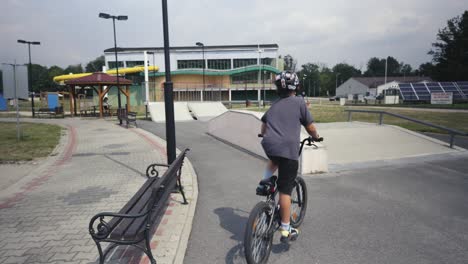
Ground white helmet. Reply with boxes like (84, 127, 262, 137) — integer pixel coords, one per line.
(275, 71, 300, 91)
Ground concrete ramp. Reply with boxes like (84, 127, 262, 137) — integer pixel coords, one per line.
(208, 110, 465, 174)
(148, 102, 194, 122)
(315, 122, 463, 165)
(188, 102, 228, 121)
(208, 110, 328, 174)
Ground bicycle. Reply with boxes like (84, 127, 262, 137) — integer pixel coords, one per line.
(244, 136, 323, 264)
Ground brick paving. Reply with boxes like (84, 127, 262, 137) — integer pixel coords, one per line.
(0, 118, 198, 264)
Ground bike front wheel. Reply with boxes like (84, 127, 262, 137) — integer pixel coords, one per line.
(290, 176, 308, 228)
(244, 201, 274, 264)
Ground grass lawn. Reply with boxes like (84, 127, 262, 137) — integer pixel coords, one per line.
(247, 104, 468, 134)
(0, 122, 63, 162)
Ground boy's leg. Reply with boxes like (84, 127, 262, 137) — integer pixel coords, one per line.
(263, 160, 278, 180)
(279, 192, 291, 223)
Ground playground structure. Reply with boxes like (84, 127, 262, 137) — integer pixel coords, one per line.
(52, 66, 159, 83)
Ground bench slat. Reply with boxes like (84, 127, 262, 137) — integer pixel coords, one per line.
(105, 177, 158, 234)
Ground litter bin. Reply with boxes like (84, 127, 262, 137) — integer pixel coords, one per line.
(246, 100, 251, 107)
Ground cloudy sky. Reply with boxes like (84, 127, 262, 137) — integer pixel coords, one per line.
(1, 0, 465, 71)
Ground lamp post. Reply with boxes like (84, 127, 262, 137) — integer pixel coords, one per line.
(99, 12, 127, 125)
(162, 0, 176, 164)
(335, 72, 341, 97)
(147, 51, 156, 120)
(257, 45, 264, 107)
(2, 62, 26, 140)
(195, 42, 205, 101)
(17, 39, 40, 118)
(302, 73, 307, 97)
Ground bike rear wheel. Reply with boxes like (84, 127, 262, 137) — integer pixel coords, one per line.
(290, 176, 308, 228)
(244, 201, 274, 264)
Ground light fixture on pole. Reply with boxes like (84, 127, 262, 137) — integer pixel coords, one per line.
(17, 39, 40, 118)
(302, 73, 307, 97)
(99, 12, 128, 125)
(195, 42, 205, 101)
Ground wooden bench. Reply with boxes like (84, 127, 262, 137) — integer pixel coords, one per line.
(36, 106, 64, 118)
(89, 149, 189, 264)
(117, 108, 137, 128)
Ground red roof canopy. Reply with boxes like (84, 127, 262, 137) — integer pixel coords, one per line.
(65, 72, 132, 86)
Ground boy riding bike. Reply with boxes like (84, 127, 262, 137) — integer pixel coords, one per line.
(258, 71, 321, 242)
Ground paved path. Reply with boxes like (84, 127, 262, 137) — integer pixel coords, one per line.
(139, 120, 468, 264)
(0, 118, 197, 264)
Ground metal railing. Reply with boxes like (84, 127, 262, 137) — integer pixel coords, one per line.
(344, 109, 468, 148)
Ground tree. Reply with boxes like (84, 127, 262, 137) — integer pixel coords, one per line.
(30, 64, 49, 92)
(415, 62, 434, 77)
(298, 63, 320, 96)
(283, 54, 297, 72)
(332, 63, 361, 83)
(64, 64, 83, 74)
(319, 66, 335, 96)
(364, 56, 410, 77)
(400, 64, 413, 76)
(85, 56, 105, 72)
(429, 10, 468, 81)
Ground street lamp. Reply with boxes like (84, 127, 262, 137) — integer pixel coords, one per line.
(302, 74, 307, 97)
(162, 0, 176, 164)
(99, 12, 128, 125)
(17, 39, 40, 118)
(335, 72, 341, 96)
(195, 42, 205, 100)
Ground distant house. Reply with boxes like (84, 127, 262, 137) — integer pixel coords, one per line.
(336, 76, 433, 97)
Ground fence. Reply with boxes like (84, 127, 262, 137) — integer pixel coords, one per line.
(344, 109, 468, 148)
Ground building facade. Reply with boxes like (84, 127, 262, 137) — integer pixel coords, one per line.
(103, 44, 282, 102)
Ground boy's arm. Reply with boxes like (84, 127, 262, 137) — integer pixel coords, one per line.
(305, 122, 320, 139)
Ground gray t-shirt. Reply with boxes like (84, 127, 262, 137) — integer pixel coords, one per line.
(261, 96, 314, 160)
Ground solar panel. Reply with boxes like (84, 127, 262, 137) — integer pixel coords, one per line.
(426, 82, 443, 93)
(398, 83, 418, 100)
(456, 82, 468, 97)
(411, 83, 430, 101)
(439, 82, 464, 99)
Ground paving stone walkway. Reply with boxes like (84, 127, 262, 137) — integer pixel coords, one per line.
(0, 118, 197, 264)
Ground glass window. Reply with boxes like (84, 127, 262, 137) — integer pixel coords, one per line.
(177, 60, 205, 69)
(108, 61, 124, 69)
(233, 59, 257, 68)
(208, 59, 231, 70)
(261, 58, 273, 66)
(126, 61, 145, 67)
(231, 72, 258, 84)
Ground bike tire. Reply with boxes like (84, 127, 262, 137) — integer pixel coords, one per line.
(290, 176, 308, 228)
(244, 201, 274, 264)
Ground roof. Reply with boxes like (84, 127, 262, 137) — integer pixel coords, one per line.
(146, 65, 281, 77)
(353, 76, 433, 88)
(65, 72, 132, 86)
(104, 44, 279, 53)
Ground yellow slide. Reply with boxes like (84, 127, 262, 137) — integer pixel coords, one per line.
(53, 66, 159, 83)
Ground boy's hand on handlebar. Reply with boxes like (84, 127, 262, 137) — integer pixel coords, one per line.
(310, 136, 323, 142)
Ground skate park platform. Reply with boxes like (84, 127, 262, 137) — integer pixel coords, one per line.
(148, 102, 228, 122)
(148, 102, 194, 122)
(208, 110, 466, 173)
(188, 102, 228, 121)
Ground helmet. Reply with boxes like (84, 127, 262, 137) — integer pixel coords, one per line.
(275, 71, 300, 91)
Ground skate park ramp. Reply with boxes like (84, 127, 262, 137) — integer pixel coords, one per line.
(148, 102, 194, 122)
(208, 110, 466, 173)
(187, 102, 228, 121)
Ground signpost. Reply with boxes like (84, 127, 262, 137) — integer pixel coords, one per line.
(431, 92, 453, 105)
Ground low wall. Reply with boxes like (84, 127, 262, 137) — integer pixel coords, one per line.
(208, 110, 328, 174)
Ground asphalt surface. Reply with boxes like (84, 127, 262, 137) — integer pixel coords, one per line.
(139, 120, 468, 264)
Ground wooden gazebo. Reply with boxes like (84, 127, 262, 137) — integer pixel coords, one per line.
(65, 72, 133, 118)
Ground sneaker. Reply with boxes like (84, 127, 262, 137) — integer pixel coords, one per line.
(256, 176, 277, 196)
(279, 226, 299, 243)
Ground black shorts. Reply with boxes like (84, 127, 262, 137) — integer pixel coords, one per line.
(268, 155, 298, 195)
